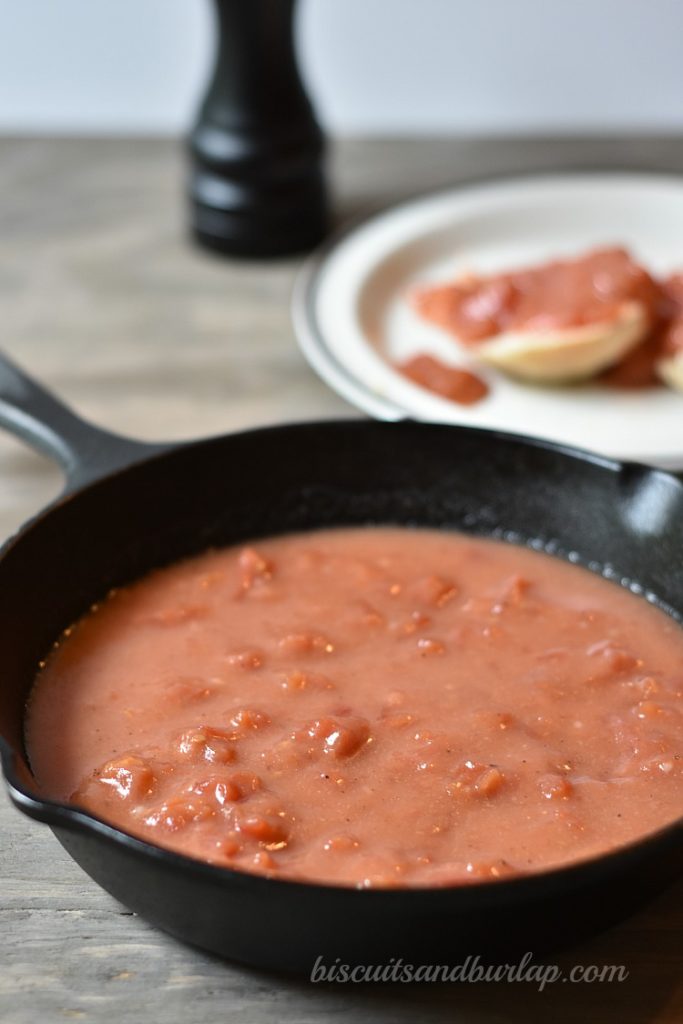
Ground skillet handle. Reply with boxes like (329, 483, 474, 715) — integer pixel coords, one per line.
(0, 353, 167, 491)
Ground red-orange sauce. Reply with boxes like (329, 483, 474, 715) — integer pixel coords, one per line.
(26, 528, 683, 888)
(599, 333, 663, 389)
(413, 247, 660, 344)
(660, 274, 683, 356)
(398, 353, 489, 405)
(600, 273, 683, 388)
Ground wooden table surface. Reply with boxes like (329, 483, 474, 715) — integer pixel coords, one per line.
(0, 136, 681, 1023)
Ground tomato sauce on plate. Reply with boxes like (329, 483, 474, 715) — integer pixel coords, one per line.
(413, 247, 660, 343)
(398, 354, 489, 405)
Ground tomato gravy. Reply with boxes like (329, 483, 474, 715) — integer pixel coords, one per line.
(26, 528, 683, 888)
(661, 274, 683, 357)
(413, 247, 660, 344)
(398, 354, 489, 405)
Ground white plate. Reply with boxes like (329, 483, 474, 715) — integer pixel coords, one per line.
(293, 173, 683, 466)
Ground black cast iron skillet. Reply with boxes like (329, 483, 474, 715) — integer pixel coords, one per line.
(0, 352, 682, 972)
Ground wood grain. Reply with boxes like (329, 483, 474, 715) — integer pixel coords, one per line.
(0, 136, 681, 1023)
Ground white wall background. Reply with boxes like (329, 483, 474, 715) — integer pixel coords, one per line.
(1, 0, 682, 135)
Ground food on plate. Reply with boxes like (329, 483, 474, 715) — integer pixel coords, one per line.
(398, 354, 489, 405)
(26, 527, 683, 888)
(411, 246, 683, 391)
(413, 247, 657, 383)
(601, 273, 683, 390)
(598, 332, 662, 389)
(655, 274, 683, 392)
(468, 303, 647, 383)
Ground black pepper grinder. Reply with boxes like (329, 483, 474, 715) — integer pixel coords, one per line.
(188, 0, 329, 258)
